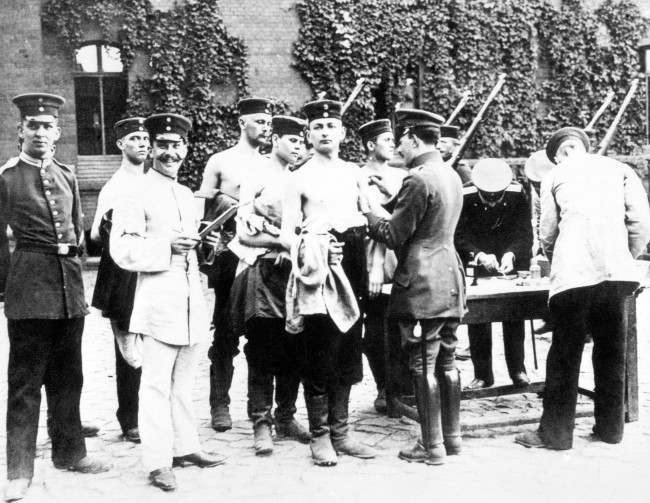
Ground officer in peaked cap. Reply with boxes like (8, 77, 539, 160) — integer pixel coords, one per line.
(455, 158, 533, 391)
(363, 107, 466, 465)
(198, 97, 274, 433)
(90, 116, 150, 446)
(2, 93, 111, 501)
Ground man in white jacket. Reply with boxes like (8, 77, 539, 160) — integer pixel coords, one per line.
(110, 113, 225, 491)
(516, 127, 650, 450)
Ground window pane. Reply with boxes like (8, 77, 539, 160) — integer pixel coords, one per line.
(74, 77, 102, 155)
(101, 45, 124, 73)
(74, 45, 98, 73)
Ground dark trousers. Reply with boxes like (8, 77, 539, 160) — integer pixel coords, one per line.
(468, 320, 526, 384)
(245, 318, 302, 425)
(363, 295, 388, 391)
(540, 281, 634, 449)
(112, 322, 141, 433)
(394, 318, 459, 376)
(7, 318, 86, 479)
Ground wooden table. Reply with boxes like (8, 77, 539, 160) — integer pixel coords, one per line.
(384, 262, 649, 427)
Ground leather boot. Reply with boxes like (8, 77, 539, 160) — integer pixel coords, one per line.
(329, 385, 376, 459)
(253, 421, 274, 455)
(248, 365, 274, 454)
(437, 367, 462, 455)
(400, 374, 445, 465)
(209, 357, 234, 432)
(274, 372, 310, 443)
(305, 394, 337, 466)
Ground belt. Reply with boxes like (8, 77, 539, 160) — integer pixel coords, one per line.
(15, 241, 80, 257)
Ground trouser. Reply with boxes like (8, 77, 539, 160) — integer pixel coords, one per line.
(245, 318, 302, 426)
(468, 320, 526, 384)
(208, 250, 240, 411)
(111, 321, 141, 434)
(395, 318, 460, 449)
(6, 318, 86, 479)
(139, 336, 202, 472)
(540, 281, 634, 449)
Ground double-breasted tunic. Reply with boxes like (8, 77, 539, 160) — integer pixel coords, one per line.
(110, 169, 210, 345)
(366, 151, 467, 320)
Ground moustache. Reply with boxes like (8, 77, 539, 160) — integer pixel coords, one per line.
(158, 154, 182, 163)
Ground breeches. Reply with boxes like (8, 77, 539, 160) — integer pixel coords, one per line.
(393, 318, 460, 376)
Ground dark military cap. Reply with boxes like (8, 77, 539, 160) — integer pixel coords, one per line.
(114, 117, 147, 139)
(545, 127, 590, 164)
(358, 119, 392, 143)
(272, 115, 306, 137)
(238, 97, 274, 116)
(395, 108, 444, 131)
(302, 100, 342, 122)
(12, 92, 65, 118)
(440, 125, 460, 140)
(144, 113, 192, 139)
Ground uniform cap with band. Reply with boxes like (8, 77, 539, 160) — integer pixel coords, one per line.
(272, 115, 306, 137)
(471, 158, 513, 193)
(302, 100, 342, 122)
(12, 92, 65, 118)
(394, 108, 444, 139)
(545, 127, 590, 164)
(358, 119, 392, 143)
(524, 150, 554, 183)
(144, 113, 192, 139)
(238, 97, 274, 116)
(114, 117, 147, 139)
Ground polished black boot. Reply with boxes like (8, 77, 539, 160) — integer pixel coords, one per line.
(209, 357, 234, 432)
(437, 367, 462, 455)
(399, 374, 445, 465)
(329, 385, 376, 459)
(305, 394, 337, 466)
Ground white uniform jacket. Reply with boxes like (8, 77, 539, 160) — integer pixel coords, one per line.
(110, 169, 210, 345)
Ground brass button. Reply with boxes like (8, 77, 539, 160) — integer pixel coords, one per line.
(50, 200, 56, 206)
(57, 233, 63, 239)
(55, 222, 61, 227)
(43, 180, 50, 186)
(53, 210, 58, 216)
(45, 190, 51, 196)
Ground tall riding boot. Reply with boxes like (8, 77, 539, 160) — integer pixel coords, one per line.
(399, 374, 445, 465)
(329, 385, 376, 459)
(249, 366, 274, 456)
(305, 394, 337, 466)
(437, 367, 462, 455)
(209, 356, 234, 432)
(274, 373, 311, 443)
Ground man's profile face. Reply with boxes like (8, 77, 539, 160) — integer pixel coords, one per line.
(555, 137, 587, 164)
(370, 131, 394, 162)
(241, 113, 272, 147)
(437, 137, 458, 161)
(18, 116, 61, 158)
(307, 118, 345, 155)
(396, 133, 416, 166)
(117, 132, 150, 164)
(151, 133, 187, 178)
(274, 133, 305, 164)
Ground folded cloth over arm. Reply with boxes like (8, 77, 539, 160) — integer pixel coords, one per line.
(285, 225, 360, 334)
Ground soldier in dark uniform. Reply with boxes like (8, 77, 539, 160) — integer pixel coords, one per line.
(362, 109, 467, 466)
(437, 125, 472, 184)
(90, 117, 150, 443)
(455, 158, 533, 390)
(1, 93, 111, 502)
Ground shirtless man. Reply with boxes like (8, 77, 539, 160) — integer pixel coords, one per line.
(281, 99, 376, 466)
(357, 119, 408, 414)
(199, 97, 272, 431)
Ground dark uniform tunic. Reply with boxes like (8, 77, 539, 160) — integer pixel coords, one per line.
(454, 182, 533, 385)
(0, 152, 87, 479)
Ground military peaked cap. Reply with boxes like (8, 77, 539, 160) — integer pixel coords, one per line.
(545, 127, 590, 164)
(302, 100, 342, 122)
(524, 150, 554, 182)
(358, 119, 392, 143)
(272, 115, 306, 137)
(12, 93, 65, 118)
(114, 117, 147, 139)
(238, 97, 274, 116)
(471, 158, 513, 193)
(144, 113, 192, 139)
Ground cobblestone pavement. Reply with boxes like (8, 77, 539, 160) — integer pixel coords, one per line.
(0, 270, 649, 503)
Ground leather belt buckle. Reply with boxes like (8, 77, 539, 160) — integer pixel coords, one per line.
(57, 243, 70, 255)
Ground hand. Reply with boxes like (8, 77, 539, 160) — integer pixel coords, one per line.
(368, 174, 393, 197)
(368, 268, 384, 299)
(328, 240, 344, 266)
(202, 230, 220, 248)
(171, 234, 199, 255)
(476, 252, 499, 272)
(242, 214, 266, 235)
(499, 252, 515, 274)
(263, 222, 281, 237)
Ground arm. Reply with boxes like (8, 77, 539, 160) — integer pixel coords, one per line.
(622, 165, 650, 258)
(110, 195, 172, 272)
(454, 198, 482, 264)
(539, 174, 559, 260)
(503, 191, 533, 263)
(365, 173, 428, 250)
(71, 175, 85, 250)
(90, 188, 105, 243)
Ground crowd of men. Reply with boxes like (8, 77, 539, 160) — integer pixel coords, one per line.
(1, 91, 649, 500)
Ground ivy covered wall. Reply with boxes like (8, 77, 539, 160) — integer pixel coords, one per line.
(293, 0, 648, 162)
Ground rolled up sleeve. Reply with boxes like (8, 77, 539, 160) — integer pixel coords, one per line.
(539, 174, 559, 260)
